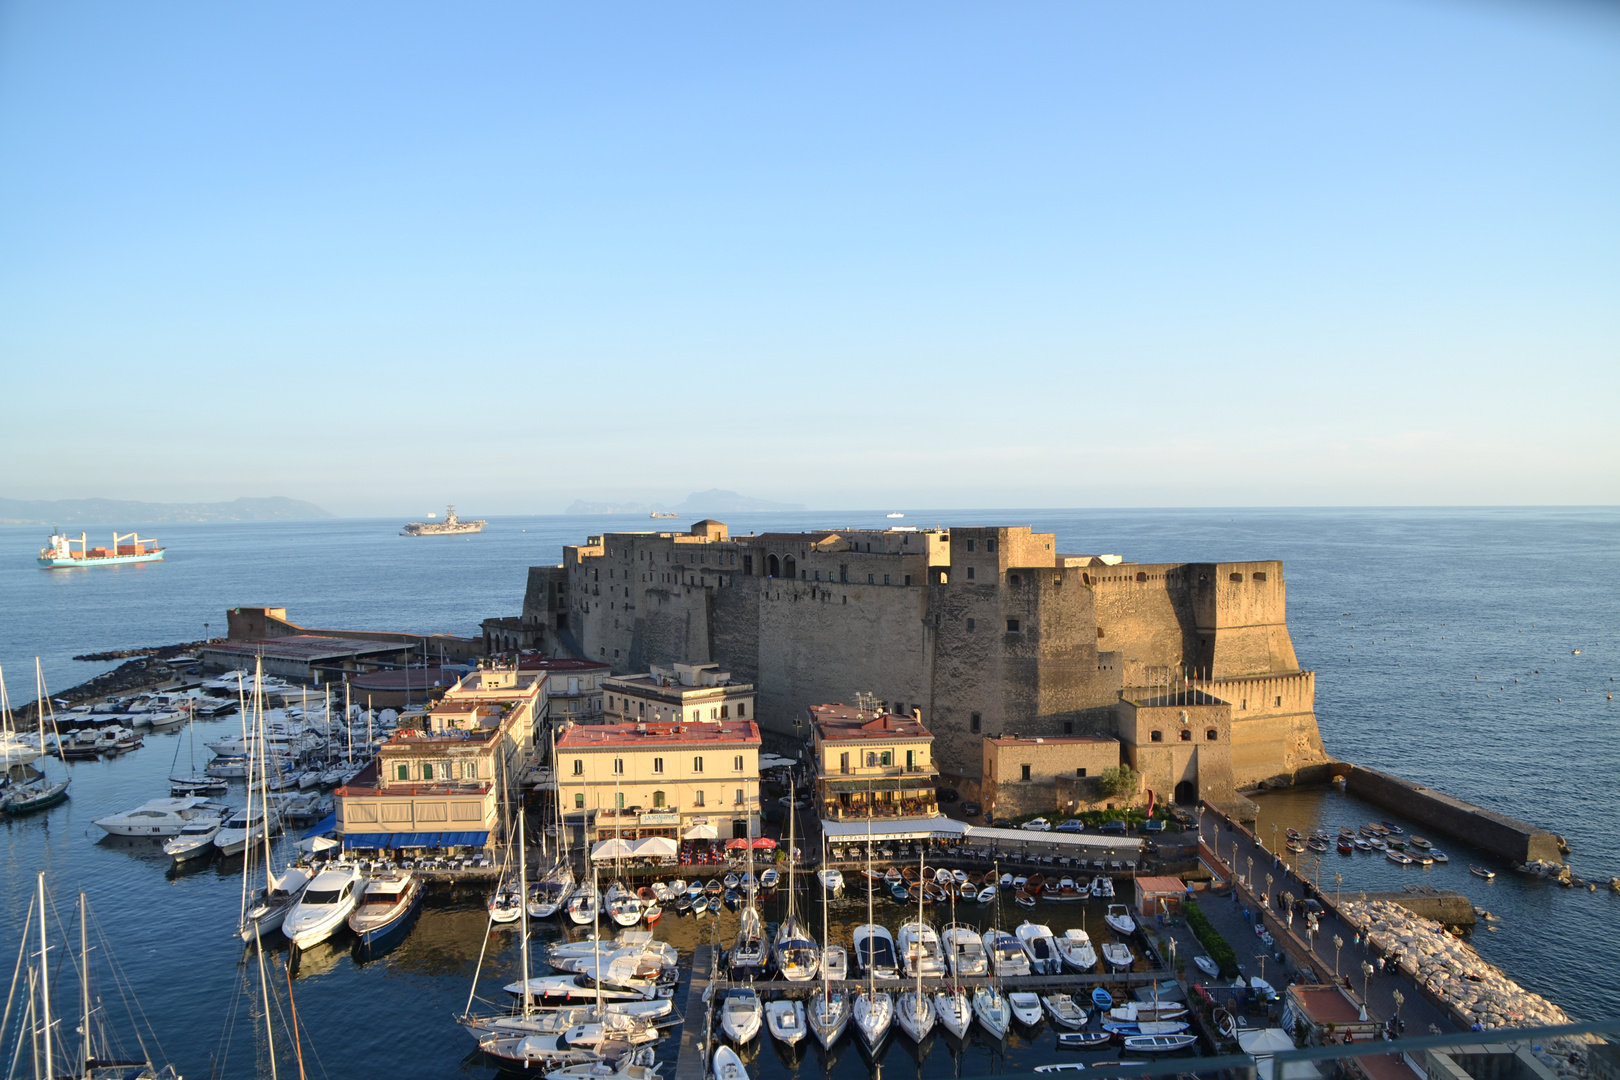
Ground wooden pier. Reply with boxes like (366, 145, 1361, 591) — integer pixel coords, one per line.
(674, 945, 714, 1080)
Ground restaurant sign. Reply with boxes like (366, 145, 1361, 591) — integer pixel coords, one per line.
(639, 811, 680, 826)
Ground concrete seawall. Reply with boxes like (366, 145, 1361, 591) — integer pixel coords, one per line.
(1341, 765, 1565, 865)
(1361, 886, 1476, 929)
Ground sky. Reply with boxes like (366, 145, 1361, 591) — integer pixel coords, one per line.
(1, 1, 1616, 516)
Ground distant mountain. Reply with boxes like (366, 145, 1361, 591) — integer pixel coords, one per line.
(565, 489, 806, 516)
(0, 496, 334, 526)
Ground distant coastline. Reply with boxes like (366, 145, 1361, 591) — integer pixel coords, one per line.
(0, 495, 333, 526)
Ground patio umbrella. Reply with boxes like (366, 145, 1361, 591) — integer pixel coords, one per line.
(752, 837, 777, 850)
(725, 838, 749, 850)
(631, 836, 677, 858)
(298, 835, 340, 854)
(591, 837, 634, 860)
(684, 823, 719, 840)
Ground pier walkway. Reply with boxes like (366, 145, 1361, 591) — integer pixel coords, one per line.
(674, 946, 713, 1080)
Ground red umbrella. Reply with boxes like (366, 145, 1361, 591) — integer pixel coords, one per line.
(725, 838, 749, 850)
(752, 837, 777, 849)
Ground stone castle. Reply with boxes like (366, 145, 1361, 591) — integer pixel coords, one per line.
(497, 520, 1329, 805)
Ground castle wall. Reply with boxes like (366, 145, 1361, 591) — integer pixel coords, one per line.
(1205, 672, 1325, 787)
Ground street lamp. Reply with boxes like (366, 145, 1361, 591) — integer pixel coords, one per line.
(1271, 822, 1279, 856)
(1333, 934, 1344, 977)
(1361, 961, 1375, 1021)
(1246, 856, 1253, 891)
(1266, 873, 1274, 910)
(1392, 988, 1405, 1032)
(1232, 842, 1240, 899)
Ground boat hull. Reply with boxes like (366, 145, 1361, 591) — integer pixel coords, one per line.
(38, 550, 164, 568)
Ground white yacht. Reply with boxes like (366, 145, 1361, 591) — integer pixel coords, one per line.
(986, 930, 1031, 977)
(764, 999, 806, 1045)
(281, 862, 362, 948)
(1042, 993, 1087, 1029)
(852, 924, 898, 979)
(1104, 903, 1137, 935)
(933, 989, 972, 1038)
(1055, 928, 1099, 972)
(1016, 922, 1060, 974)
(807, 989, 850, 1049)
(1008, 992, 1043, 1027)
(94, 796, 228, 837)
(941, 923, 988, 977)
(820, 944, 848, 981)
(718, 986, 762, 1043)
(605, 881, 644, 927)
(162, 816, 224, 861)
(896, 920, 946, 978)
(896, 988, 934, 1042)
(852, 991, 893, 1049)
(565, 883, 600, 925)
(214, 804, 281, 856)
(711, 1045, 748, 1080)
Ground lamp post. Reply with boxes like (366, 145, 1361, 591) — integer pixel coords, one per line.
(1246, 856, 1254, 892)
(1392, 988, 1405, 1032)
(1266, 873, 1274, 911)
(1334, 872, 1343, 908)
(1333, 934, 1344, 978)
(1361, 961, 1375, 1021)
(1232, 841, 1240, 901)
(1271, 822, 1279, 856)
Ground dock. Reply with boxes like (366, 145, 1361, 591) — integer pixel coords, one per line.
(674, 945, 713, 1080)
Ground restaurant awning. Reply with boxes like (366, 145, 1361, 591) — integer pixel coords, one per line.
(342, 830, 490, 850)
(820, 816, 969, 842)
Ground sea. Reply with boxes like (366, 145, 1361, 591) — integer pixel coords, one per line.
(1, 507, 1616, 1077)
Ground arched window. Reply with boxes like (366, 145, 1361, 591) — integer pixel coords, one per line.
(784, 555, 797, 580)
(653, 791, 666, 808)
(1179, 729, 1192, 742)
(1206, 728, 1219, 741)
(767, 554, 780, 578)
(1150, 730, 1163, 743)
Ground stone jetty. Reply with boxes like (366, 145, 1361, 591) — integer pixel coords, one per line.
(1341, 899, 1593, 1079)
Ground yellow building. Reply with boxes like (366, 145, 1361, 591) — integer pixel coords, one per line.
(809, 704, 938, 820)
(337, 665, 542, 850)
(555, 717, 762, 841)
(602, 663, 756, 725)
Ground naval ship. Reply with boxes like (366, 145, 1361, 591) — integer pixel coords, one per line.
(401, 504, 486, 536)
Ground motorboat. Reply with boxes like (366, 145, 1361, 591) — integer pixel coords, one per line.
(972, 985, 1010, 1039)
(820, 944, 848, 981)
(896, 920, 947, 978)
(214, 804, 280, 856)
(349, 870, 424, 946)
(818, 868, 844, 896)
(719, 986, 763, 1043)
(94, 795, 229, 837)
(1042, 993, 1087, 1029)
(1015, 922, 1060, 974)
(240, 865, 314, 941)
(162, 816, 224, 861)
(281, 861, 363, 948)
(853, 924, 898, 979)
(1090, 875, 1115, 898)
(550, 1052, 662, 1080)
(986, 930, 1030, 976)
(1101, 942, 1135, 969)
(1193, 954, 1222, 977)
(477, 1028, 638, 1071)
(764, 998, 806, 1045)
(1008, 992, 1042, 1027)
(852, 991, 893, 1049)
(711, 1045, 748, 1080)
(1470, 865, 1495, 880)
(506, 975, 670, 1005)
(933, 989, 972, 1038)
(1054, 928, 1098, 972)
(807, 990, 850, 1049)
(895, 988, 935, 1042)
(941, 923, 988, 977)
(1104, 904, 1137, 935)
(1123, 1033, 1198, 1054)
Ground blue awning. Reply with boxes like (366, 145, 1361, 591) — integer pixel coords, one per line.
(302, 811, 337, 840)
(341, 830, 491, 850)
(342, 833, 395, 849)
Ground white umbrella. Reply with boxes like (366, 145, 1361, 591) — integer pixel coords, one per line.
(631, 836, 677, 858)
(683, 823, 719, 840)
(299, 835, 341, 853)
(590, 837, 634, 861)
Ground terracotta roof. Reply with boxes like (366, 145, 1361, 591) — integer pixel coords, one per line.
(1133, 876, 1187, 894)
(556, 719, 760, 749)
(986, 734, 1117, 746)
(810, 704, 931, 741)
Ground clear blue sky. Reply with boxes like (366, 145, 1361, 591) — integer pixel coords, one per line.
(2, 1, 1615, 515)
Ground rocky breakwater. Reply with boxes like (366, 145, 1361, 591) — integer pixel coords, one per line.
(1341, 899, 1594, 1079)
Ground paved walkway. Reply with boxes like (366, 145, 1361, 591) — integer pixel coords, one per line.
(1198, 808, 1460, 1037)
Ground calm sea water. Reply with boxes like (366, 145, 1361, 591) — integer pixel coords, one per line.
(1, 507, 1616, 1075)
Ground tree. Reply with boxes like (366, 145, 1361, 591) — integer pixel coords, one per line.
(1096, 764, 1140, 800)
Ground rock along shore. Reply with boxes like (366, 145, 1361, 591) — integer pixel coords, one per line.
(16, 639, 214, 726)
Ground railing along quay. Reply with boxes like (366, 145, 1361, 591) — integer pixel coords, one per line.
(711, 968, 1174, 995)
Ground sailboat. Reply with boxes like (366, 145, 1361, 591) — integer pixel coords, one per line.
(529, 725, 576, 918)
(489, 753, 525, 924)
(806, 827, 850, 1048)
(933, 872, 972, 1038)
(851, 812, 893, 1051)
(2, 874, 181, 1079)
(895, 848, 936, 1042)
(971, 860, 1012, 1040)
(770, 798, 819, 981)
(0, 662, 70, 816)
(0, 663, 42, 767)
(238, 666, 313, 941)
(729, 818, 767, 979)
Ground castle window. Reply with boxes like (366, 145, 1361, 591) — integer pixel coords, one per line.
(1230, 573, 1244, 583)
(840, 565, 848, 582)
(1207, 729, 1219, 741)
(966, 540, 975, 552)
(815, 571, 821, 581)
(1136, 571, 1148, 582)
(884, 574, 891, 585)
(904, 575, 911, 586)
(1010, 574, 1021, 585)
(1180, 730, 1192, 742)
(1006, 619, 1020, 632)
(1253, 572, 1267, 582)
(967, 618, 975, 631)
(1150, 730, 1163, 743)
(1097, 627, 1105, 638)
(970, 712, 981, 733)
(1275, 696, 1283, 707)
(1076, 767, 1087, 778)
(987, 538, 996, 552)
(1063, 721, 1073, 734)
(744, 556, 754, 575)
(967, 567, 975, 580)
(1021, 764, 1031, 781)
(1240, 699, 1247, 710)
(868, 574, 875, 584)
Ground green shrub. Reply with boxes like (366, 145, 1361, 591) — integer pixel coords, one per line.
(1184, 898, 1239, 978)
(1095, 765, 1140, 800)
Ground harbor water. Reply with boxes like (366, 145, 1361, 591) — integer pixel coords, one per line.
(1, 507, 1617, 1075)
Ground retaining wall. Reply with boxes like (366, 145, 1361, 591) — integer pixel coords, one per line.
(1341, 766, 1564, 865)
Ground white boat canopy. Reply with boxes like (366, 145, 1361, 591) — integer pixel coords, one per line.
(590, 837, 634, 860)
(630, 836, 677, 858)
(683, 822, 719, 840)
(820, 815, 970, 842)
(819, 815, 1143, 854)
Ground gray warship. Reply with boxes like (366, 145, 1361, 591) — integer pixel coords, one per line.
(401, 504, 486, 536)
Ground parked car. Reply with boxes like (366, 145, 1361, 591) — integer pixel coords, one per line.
(1054, 819, 1085, 833)
(1021, 818, 1052, 832)
(1099, 819, 1128, 835)
(960, 801, 982, 818)
(1293, 898, 1324, 916)
(937, 787, 960, 804)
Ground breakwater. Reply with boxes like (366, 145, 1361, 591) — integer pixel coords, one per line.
(1361, 886, 1476, 929)
(1340, 765, 1566, 865)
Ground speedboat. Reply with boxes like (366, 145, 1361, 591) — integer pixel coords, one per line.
(818, 868, 844, 896)
(349, 870, 424, 947)
(711, 1045, 748, 1080)
(281, 862, 362, 948)
(1193, 954, 1221, 977)
(1101, 942, 1135, 969)
(895, 989, 935, 1042)
(852, 990, 893, 1049)
(95, 796, 228, 837)
(986, 930, 1030, 976)
(214, 805, 280, 856)
(1016, 922, 1060, 974)
(1054, 928, 1098, 972)
(807, 990, 850, 1049)
(1042, 994, 1087, 1029)
(1090, 875, 1115, 898)
(972, 985, 1010, 1039)
(162, 816, 224, 861)
(719, 984, 761, 1042)
(763, 998, 805, 1045)
(941, 923, 988, 976)
(896, 920, 946, 978)
(240, 865, 314, 941)
(853, 924, 898, 979)
(933, 989, 972, 1038)
(820, 944, 848, 981)
(1104, 904, 1137, 934)
(1008, 992, 1042, 1027)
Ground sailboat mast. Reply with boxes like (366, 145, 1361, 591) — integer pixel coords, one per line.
(37, 873, 51, 1080)
(820, 828, 830, 1012)
(256, 662, 277, 890)
(238, 671, 255, 932)
(255, 930, 278, 1080)
(592, 863, 602, 1014)
(915, 846, 924, 1005)
(79, 892, 91, 1073)
(519, 802, 532, 1020)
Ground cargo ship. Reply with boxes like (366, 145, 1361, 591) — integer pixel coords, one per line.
(401, 504, 486, 536)
(38, 531, 165, 568)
